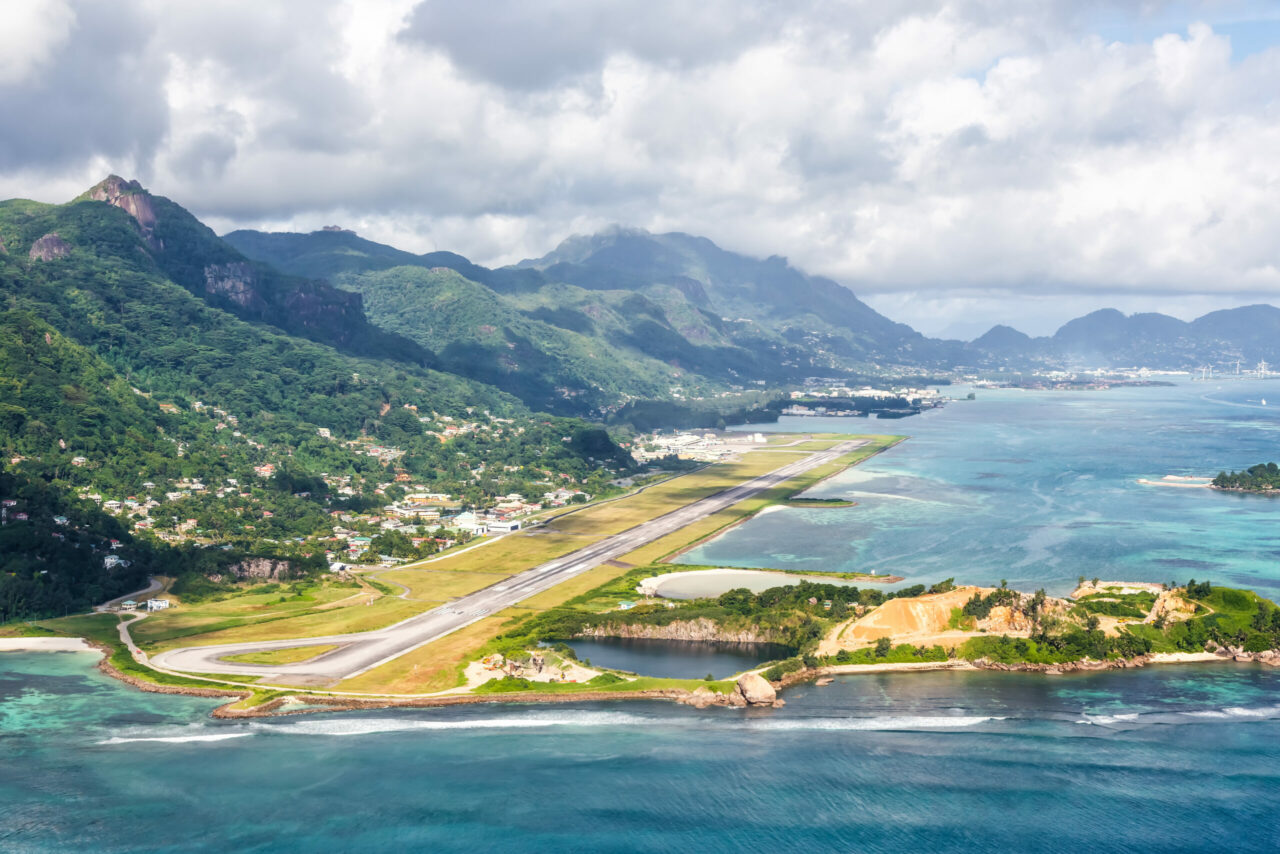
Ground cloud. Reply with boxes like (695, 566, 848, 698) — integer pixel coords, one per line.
(2, 0, 1280, 336)
(0, 0, 76, 85)
(0, 1, 167, 174)
(398, 0, 783, 91)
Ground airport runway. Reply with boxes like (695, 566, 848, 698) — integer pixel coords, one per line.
(151, 441, 865, 683)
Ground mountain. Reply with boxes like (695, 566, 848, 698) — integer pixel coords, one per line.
(0, 178, 633, 620)
(80, 177, 428, 364)
(225, 225, 959, 414)
(970, 304, 1280, 369)
(969, 324, 1033, 359)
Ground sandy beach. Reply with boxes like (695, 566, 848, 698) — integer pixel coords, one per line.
(0, 637, 98, 653)
(818, 660, 978, 675)
(1147, 652, 1222, 664)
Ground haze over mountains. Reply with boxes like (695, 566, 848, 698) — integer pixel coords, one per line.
(969, 306, 1280, 371)
(227, 217, 1280, 397)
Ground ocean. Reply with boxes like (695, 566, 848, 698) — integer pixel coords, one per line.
(5, 380, 1280, 852)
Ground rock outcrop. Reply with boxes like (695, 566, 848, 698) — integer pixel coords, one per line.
(88, 175, 163, 251)
(733, 672, 779, 706)
(207, 558, 293, 583)
(29, 233, 71, 261)
(680, 686, 723, 709)
(576, 618, 780, 644)
(204, 262, 267, 310)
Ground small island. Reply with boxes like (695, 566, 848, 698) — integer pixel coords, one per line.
(1213, 463, 1280, 493)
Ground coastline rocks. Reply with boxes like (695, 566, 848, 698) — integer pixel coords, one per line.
(974, 657, 1138, 674)
(680, 686, 722, 709)
(734, 672, 778, 706)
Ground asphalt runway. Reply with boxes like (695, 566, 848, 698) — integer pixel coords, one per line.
(150, 441, 865, 683)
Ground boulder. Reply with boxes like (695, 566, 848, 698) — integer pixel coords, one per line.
(734, 672, 777, 706)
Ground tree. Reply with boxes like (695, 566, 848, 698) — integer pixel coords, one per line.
(874, 636, 892, 658)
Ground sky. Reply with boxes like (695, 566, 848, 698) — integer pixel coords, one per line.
(2, 1, 1280, 338)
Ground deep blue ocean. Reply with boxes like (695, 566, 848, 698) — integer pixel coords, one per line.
(6, 380, 1280, 853)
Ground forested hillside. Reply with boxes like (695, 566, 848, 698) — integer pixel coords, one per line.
(0, 179, 635, 621)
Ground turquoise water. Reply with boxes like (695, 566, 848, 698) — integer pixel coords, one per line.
(8, 381, 1280, 852)
(4, 651, 1280, 852)
(648, 567, 865, 599)
(685, 380, 1280, 596)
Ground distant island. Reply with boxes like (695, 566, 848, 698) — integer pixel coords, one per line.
(1213, 463, 1280, 493)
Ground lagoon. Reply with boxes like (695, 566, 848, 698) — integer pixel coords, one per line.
(681, 380, 1280, 598)
(643, 567, 868, 600)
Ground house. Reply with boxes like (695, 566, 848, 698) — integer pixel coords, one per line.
(71, 456, 87, 466)
(104, 555, 128, 569)
(119, 600, 139, 611)
(53, 515, 68, 525)
(145, 598, 171, 612)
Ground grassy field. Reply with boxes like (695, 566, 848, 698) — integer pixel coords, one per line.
(142, 596, 425, 651)
(222, 644, 340, 665)
(337, 615, 511, 694)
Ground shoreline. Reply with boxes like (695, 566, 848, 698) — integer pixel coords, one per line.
(5, 635, 1272, 719)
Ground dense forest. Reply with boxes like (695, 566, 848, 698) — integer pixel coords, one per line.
(1213, 463, 1280, 492)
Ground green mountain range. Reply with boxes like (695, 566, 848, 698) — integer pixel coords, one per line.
(224, 225, 956, 415)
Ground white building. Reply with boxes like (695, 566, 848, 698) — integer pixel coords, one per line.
(145, 598, 171, 611)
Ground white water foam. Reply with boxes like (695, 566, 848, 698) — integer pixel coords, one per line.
(99, 733, 251, 745)
(750, 715, 998, 731)
(256, 710, 660, 737)
(1078, 705, 1280, 726)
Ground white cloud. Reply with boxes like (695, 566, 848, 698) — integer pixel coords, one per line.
(0, 0, 75, 85)
(3, 0, 1280, 336)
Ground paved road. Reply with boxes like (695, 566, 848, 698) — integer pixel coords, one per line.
(152, 441, 864, 683)
(95, 577, 163, 612)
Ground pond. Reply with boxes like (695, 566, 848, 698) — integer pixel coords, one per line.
(566, 637, 793, 680)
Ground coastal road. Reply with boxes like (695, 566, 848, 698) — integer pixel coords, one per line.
(151, 441, 865, 683)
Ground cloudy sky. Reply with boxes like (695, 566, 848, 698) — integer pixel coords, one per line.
(3, 0, 1279, 338)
